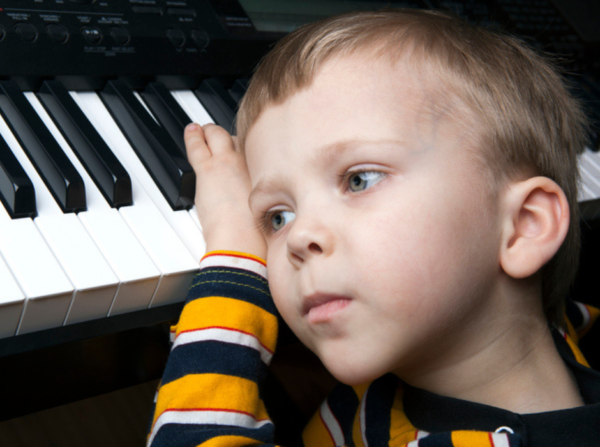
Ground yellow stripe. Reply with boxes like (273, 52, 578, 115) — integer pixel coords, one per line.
(302, 410, 336, 447)
(196, 435, 267, 447)
(565, 317, 579, 344)
(451, 431, 493, 446)
(564, 333, 590, 367)
(202, 250, 266, 265)
(389, 386, 419, 445)
(152, 374, 269, 428)
(176, 297, 278, 352)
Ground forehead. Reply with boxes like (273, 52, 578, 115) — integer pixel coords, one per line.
(244, 54, 477, 176)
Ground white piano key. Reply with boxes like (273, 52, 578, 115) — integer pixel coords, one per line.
(2, 100, 119, 325)
(578, 164, 597, 202)
(78, 91, 206, 263)
(0, 252, 25, 338)
(170, 90, 214, 126)
(0, 210, 73, 334)
(27, 92, 162, 316)
(0, 124, 74, 333)
(73, 91, 199, 307)
(578, 150, 600, 199)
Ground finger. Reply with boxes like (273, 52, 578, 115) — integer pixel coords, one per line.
(184, 123, 211, 165)
(202, 123, 236, 156)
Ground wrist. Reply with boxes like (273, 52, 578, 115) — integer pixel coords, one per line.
(204, 232, 267, 261)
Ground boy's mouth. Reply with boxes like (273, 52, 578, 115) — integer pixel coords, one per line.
(303, 293, 352, 324)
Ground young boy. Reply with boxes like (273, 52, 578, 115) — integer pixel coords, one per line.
(148, 9, 600, 447)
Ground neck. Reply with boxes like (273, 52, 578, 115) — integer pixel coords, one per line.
(396, 280, 584, 414)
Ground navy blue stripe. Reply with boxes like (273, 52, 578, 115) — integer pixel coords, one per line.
(148, 394, 158, 436)
(418, 432, 453, 446)
(151, 423, 276, 446)
(186, 267, 277, 315)
(161, 341, 267, 387)
(565, 297, 584, 329)
(364, 374, 398, 444)
(327, 383, 360, 446)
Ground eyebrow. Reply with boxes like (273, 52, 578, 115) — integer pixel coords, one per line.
(311, 140, 357, 164)
(248, 178, 278, 210)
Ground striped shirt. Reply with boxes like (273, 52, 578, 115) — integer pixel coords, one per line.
(148, 251, 600, 447)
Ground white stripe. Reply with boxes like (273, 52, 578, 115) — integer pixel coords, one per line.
(173, 327, 273, 364)
(169, 330, 176, 344)
(200, 254, 267, 279)
(320, 400, 344, 445)
(575, 301, 591, 331)
(148, 409, 272, 446)
(359, 386, 369, 447)
(490, 432, 511, 447)
(415, 430, 429, 439)
(405, 441, 420, 447)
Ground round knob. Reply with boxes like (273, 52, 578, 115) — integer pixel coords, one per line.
(109, 27, 130, 46)
(166, 29, 185, 48)
(46, 24, 69, 44)
(15, 23, 38, 43)
(191, 29, 209, 50)
(81, 26, 103, 45)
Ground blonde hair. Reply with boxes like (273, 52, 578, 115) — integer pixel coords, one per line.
(236, 9, 590, 325)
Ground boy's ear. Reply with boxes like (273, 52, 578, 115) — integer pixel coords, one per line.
(500, 176, 570, 279)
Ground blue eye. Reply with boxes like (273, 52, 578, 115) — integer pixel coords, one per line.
(270, 210, 295, 231)
(348, 171, 386, 192)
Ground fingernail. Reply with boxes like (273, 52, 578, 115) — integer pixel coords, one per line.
(186, 123, 199, 132)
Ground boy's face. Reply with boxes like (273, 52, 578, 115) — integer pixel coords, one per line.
(245, 55, 504, 386)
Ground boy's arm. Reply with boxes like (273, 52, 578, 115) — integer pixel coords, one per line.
(147, 250, 279, 446)
(148, 124, 277, 446)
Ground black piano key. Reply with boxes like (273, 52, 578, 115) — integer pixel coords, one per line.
(36, 81, 133, 208)
(0, 81, 86, 213)
(194, 78, 237, 134)
(141, 82, 192, 156)
(0, 134, 37, 218)
(100, 80, 195, 211)
(228, 77, 249, 104)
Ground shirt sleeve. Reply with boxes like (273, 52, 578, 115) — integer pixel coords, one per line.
(147, 251, 280, 447)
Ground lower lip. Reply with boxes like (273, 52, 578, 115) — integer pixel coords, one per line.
(307, 299, 351, 324)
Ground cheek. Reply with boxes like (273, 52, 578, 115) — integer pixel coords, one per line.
(266, 244, 295, 318)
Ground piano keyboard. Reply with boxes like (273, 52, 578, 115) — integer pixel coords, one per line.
(0, 80, 237, 337)
(1, 77, 600, 338)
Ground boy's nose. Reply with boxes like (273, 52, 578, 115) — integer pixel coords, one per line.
(286, 215, 333, 267)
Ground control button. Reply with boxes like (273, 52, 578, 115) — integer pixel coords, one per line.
(166, 29, 185, 47)
(46, 24, 69, 44)
(109, 27, 130, 45)
(0, 25, 5, 42)
(167, 8, 196, 17)
(190, 29, 209, 50)
(132, 5, 163, 14)
(67, 0, 96, 4)
(15, 23, 38, 43)
(81, 26, 103, 44)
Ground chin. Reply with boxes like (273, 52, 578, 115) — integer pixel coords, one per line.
(322, 357, 389, 387)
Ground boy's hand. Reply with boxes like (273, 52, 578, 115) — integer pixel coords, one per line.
(185, 123, 267, 260)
